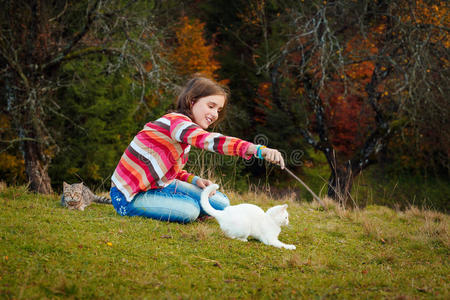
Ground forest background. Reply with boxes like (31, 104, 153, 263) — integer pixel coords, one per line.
(0, 0, 448, 212)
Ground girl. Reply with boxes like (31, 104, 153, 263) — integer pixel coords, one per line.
(110, 76, 285, 223)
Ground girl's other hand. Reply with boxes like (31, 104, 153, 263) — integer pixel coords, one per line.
(262, 147, 285, 169)
(196, 178, 216, 195)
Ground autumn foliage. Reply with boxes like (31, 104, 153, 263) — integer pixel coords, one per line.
(402, 0, 449, 48)
(306, 0, 449, 160)
(0, 115, 26, 183)
(168, 16, 220, 78)
(319, 32, 379, 158)
(254, 82, 273, 124)
(0, 0, 448, 199)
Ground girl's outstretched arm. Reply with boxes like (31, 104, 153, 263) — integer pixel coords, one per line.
(169, 114, 252, 159)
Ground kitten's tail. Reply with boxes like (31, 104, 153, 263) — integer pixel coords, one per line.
(200, 184, 222, 218)
(94, 195, 112, 204)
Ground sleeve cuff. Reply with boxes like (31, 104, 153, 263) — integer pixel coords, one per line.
(187, 175, 200, 185)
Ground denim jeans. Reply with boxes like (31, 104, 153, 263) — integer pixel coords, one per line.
(110, 180, 229, 223)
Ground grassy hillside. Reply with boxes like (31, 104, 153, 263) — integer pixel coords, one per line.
(286, 150, 450, 212)
(0, 184, 448, 299)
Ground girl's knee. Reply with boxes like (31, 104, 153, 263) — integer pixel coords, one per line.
(130, 190, 200, 223)
(163, 202, 201, 223)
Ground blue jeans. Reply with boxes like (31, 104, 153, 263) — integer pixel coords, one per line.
(110, 180, 229, 223)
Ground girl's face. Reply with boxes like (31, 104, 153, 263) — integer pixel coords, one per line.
(191, 94, 225, 129)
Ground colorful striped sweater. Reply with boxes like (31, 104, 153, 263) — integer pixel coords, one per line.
(112, 112, 253, 202)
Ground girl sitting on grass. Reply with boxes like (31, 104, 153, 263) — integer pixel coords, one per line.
(110, 75, 285, 223)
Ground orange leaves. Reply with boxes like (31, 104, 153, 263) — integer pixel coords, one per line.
(313, 30, 380, 157)
(373, 23, 386, 34)
(345, 61, 375, 83)
(168, 16, 220, 78)
(144, 61, 152, 72)
(401, 1, 449, 48)
(254, 82, 273, 124)
(408, 0, 448, 28)
(257, 82, 272, 108)
(237, 0, 266, 26)
(345, 33, 378, 62)
(319, 30, 378, 157)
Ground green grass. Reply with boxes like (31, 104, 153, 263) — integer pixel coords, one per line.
(0, 185, 448, 299)
(291, 149, 449, 212)
(352, 168, 450, 212)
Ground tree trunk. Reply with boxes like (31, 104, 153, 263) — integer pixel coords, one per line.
(23, 139, 53, 194)
(327, 164, 354, 206)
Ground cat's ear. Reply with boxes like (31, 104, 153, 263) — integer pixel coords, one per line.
(267, 204, 286, 216)
(63, 181, 70, 189)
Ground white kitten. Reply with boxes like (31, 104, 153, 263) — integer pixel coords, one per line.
(200, 184, 296, 250)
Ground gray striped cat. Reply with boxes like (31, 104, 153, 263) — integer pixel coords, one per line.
(61, 182, 111, 211)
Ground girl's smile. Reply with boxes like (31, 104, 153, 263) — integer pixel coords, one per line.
(191, 95, 225, 129)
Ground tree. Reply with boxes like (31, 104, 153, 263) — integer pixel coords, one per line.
(215, 0, 449, 204)
(168, 16, 220, 79)
(0, 0, 177, 193)
(48, 56, 143, 190)
(191, 0, 309, 164)
(267, 0, 449, 204)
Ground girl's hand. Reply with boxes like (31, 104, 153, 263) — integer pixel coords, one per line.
(261, 147, 285, 169)
(196, 178, 216, 195)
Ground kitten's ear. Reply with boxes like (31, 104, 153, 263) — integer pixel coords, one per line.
(63, 182, 70, 189)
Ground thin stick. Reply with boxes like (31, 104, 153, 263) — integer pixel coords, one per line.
(283, 167, 325, 207)
(192, 255, 222, 268)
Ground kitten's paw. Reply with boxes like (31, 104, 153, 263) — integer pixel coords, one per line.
(284, 244, 296, 250)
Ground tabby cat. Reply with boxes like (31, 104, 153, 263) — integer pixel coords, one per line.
(61, 182, 111, 211)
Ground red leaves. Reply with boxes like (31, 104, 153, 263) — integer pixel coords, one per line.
(322, 83, 375, 158)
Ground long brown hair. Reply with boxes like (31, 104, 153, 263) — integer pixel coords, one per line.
(176, 76, 229, 123)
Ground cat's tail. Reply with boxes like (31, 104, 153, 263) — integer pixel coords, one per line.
(200, 184, 222, 218)
(94, 195, 112, 204)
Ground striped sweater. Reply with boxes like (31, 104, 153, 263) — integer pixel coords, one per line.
(112, 112, 253, 202)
